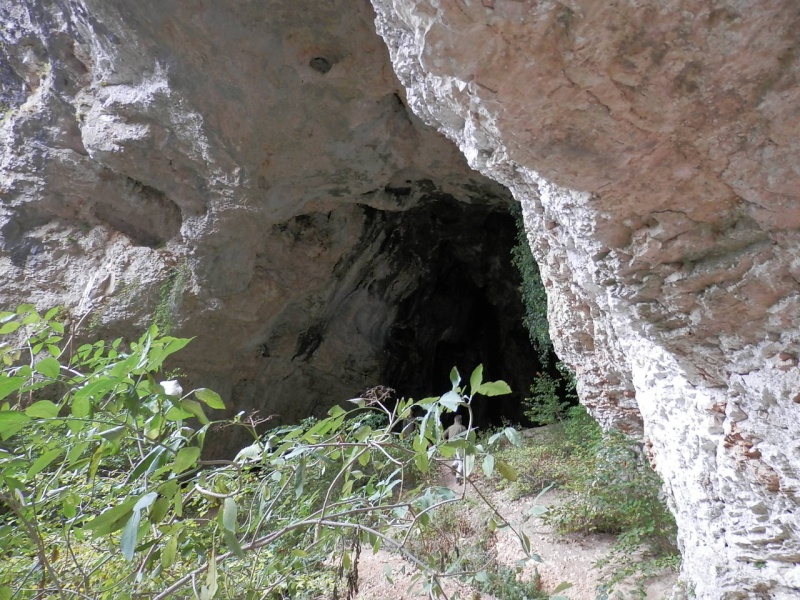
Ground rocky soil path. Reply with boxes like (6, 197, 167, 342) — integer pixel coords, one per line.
(355, 464, 677, 600)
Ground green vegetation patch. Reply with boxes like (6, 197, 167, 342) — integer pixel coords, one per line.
(0, 310, 534, 599)
(510, 203, 553, 364)
(490, 405, 680, 598)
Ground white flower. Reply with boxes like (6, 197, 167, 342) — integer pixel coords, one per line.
(234, 442, 265, 464)
(160, 379, 183, 397)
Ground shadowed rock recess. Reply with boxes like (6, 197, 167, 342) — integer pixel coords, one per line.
(2, 0, 799, 597)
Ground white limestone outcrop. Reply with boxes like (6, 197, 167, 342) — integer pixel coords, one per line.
(370, 1, 800, 597)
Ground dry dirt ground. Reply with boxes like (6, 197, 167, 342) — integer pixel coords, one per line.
(354, 463, 677, 600)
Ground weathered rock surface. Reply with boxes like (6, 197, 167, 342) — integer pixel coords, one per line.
(370, 0, 800, 597)
(3, 0, 800, 597)
(0, 0, 538, 457)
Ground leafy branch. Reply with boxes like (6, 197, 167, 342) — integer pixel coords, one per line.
(0, 305, 533, 599)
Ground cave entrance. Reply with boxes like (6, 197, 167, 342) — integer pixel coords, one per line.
(376, 196, 545, 429)
(226, 191, 555, 455)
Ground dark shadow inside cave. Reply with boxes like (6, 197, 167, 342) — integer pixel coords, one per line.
(376, 196, 545, 429)
(207, 191, 564, 459)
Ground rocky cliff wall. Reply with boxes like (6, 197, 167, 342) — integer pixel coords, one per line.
(370, 1, 800, 597)
(0, 0, 540, 457)
(2, 1, 800, 597)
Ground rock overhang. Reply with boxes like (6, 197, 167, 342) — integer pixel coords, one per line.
(369, 0, 800, 597)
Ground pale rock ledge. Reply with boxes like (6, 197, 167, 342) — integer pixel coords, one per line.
(370, 0, 800, 597)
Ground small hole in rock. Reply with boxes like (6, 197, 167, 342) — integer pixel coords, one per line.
(309, 57, 332, 74)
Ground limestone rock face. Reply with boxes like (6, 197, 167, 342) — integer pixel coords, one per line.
(0, 0, 536, 457)
(4, 0, 800, 596)
(370, 0, 800, 597)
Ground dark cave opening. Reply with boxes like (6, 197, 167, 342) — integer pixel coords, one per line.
(209, 192, 560, 459)
(377, 196, 545, 429)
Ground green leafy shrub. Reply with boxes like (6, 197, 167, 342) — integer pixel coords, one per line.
(477, 565, 545, 600)
(406, 500, 490, 571)
(0, 309, 529, 599)
(0, 305, 221, 598)
(552, 409, 678, 595)
(547, 411, 672, 539)
(523, 371, 563, 426)
(491, 405, 679, 596)
(523, 363, 578, 426)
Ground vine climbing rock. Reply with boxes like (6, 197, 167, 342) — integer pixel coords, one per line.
(370, 1, 800, 598)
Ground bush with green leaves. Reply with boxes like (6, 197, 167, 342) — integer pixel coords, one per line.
(484, 425, 572, 500)
(523, 363, 578, 427)
(548, 411, 679, 596)
(0, 305, 534, 599)
(545, 408, 675, 541)
(405, 499, 550, 600)
(491, 405, 679, 597)
(0, 305, 225, 598)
